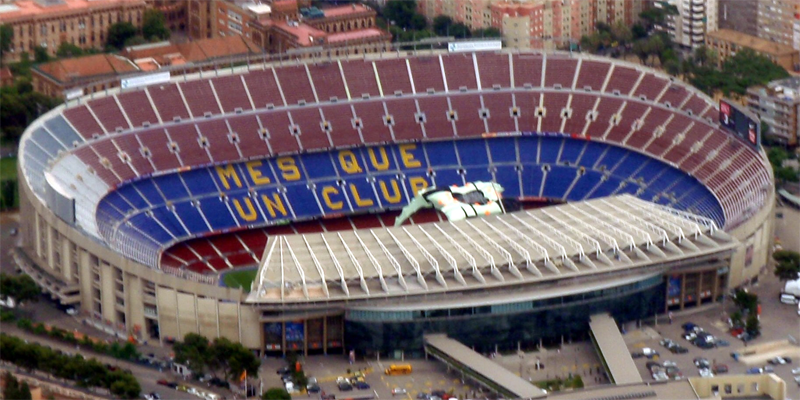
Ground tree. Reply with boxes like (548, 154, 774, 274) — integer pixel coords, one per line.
(632, 40, 650, 65)
(107, 22, 137, 50)
(472, 27, 501, 38)
(263, 388, 291, 400)
(409, 14, 427, 31)
(745, 313, 760, 336)
(174, 333, 212, 375)
(0, 273, 40, 304)
(2, 372, 20, 400)
(610, 21, 632, 46)
(142, 9, 171, 41)
(18, 381, 32, 400)
(56, 42, 84, 58)
(382, 0, 419, 30)
(774, 250, 800, 281)
(0, 25, 12, 66)
(33, 45, 49, 63)
(631, 24, 647, 40)
(449, 22, 471, 39)
(733, 290, 758, 313)
(210, 337, 260, 382)
(433, 15, 453, 36)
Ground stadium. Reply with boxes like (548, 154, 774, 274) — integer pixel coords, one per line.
(16, 44, 775, 358)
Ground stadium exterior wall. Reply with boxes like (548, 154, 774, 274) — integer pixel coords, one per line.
(17, 169, 772, 351)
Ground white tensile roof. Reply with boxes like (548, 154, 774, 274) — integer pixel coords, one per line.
(247, 195, 736, 304)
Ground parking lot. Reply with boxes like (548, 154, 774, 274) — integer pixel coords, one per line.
(260, 356, 480, 400)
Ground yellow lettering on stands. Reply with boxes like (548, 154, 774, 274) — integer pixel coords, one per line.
(321, 186, 343, 210)
(379, 180, 402, 204)
(276, 157, 301, 181)
(367, 147, 390, 171)
(349, 184, 374, 207)
(215, 164, 242, 190)
(232, 198, 258, 222)
(245, 161, 272, 185)
(399, 144, 421, 168)
(261, 193, 288, 218)
(338, 150, 362, 174)
(409, 177, 429, 195)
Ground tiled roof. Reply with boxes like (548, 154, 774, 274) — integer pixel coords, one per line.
(34, 54, 138, 83)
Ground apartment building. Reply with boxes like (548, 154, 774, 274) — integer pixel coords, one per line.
(0, 0, 148, 63)
(145, 0, 186, 32)
(747, 76, 800, 146)
(718, 0, 799, 50)
(706, 29, 799, 71)
(655, 0, 718, 49)
(478, 0, 647, 49)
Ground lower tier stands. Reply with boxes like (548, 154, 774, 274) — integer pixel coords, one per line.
(97, 135, 725, 254)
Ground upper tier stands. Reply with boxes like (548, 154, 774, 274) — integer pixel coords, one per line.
(22, 51, 772, 270)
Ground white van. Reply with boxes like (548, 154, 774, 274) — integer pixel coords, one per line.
(797, 302, 800, 315)
(780, 293, 798, 304)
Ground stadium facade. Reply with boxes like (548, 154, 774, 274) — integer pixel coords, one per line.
(16, 45, 775, 357)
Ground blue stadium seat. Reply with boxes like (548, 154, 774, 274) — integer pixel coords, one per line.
(153, 174, 191, 201)
(304, 151, 341, 180)
(129, 213, 172, 243)
(520, 165, 544, 198)
(432, 167, 464, 187)
(592, 175, 622, 198)
(566, 171, 602, 201)
(596, 145, 628, 171)
(116, 185, 150, 208)
(613, 152, 650, 178)
(199, 197, 236, 231)
(455, 139, 490, 166)
(493, 165, 521, 198)
(542, 165, 576, 199)
(283, 183, 319, 219)
(173, 201, 210, 234)
(31, 128, 65, 157)
(101, 191, 134, 215)
(487, 137, 517, 164)
(424, 141, 460, 167)
(151, 207, 188, 238)
(577, 141, 606, 168)
(463, 165, 493, 182)
(558, 140, 585, 165)
(133, 179, 164, 206)
(539, 137, 561, 164)
(182, 169, 220, 196)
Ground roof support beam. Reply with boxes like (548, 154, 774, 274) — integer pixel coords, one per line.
(418, 226, 466, 286)
(465, 220, 522, 279)
(337, 233, 370, 295)
(433, 224, 485, 284)
(448, 223, 503, 282)
(496, 218, 557, 275)
(301, 235, 329, 298)
(353, 231, 389, 293)
(403, 227, 447, 288)
(320, 234, 350, 297)
(479, 219, 540, 276)
(370, 230, 408, 292)
(387, 230, 428, 290)
(282, 237, 309, 299)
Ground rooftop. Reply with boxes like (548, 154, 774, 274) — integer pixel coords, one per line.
(34, 54, 138, 84)
(321, 3, 373, 18)
(0, 0, 145, 22)
(248, 195, 735, 303)
(273, 21, 327, 47)
(749, 76, 800, 101)
(122, 36, 261, 65)
(327, 28, 387, 43)
(707, 29, 799, 57)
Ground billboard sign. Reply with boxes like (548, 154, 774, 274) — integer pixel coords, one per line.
(448, 40, 502, 53)
(120, 72, 171, 90)
(719, 98, 760, 149)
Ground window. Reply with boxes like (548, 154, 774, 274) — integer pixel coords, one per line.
(228, 21, 242, 34)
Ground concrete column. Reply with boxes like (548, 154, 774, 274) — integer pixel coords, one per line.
(303, 319, 308, 357)
(680, 273, 687, 310)
(281, 321, 287, 356)
(323, 317, 328, 355)
(697, 272, 704, 307)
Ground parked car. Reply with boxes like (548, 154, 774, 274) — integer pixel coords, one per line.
(791, 367, 800, 375)
(768, 357, 792, 365)
(277, 366, 291, 375)
(682, 332, 697, 342)
(681, 322, 698, 332)
(652, 371, 668, 381)
(746, 367, 763, 375)
(392, 388, 408, 396)
(730, 327, 745, 338)
(337, 378, 353, 391)
(355, 382, 370, 390)
(641, 348, 659, 358)
(670, 345, 689, 354)
(307, 383, 321, 393)
(713, 364, 729, 374)
(693, 358, 710, 368)
(646, 361, 662, 371)
(764, 365, 775, 373)
(715, 340, 730, 347)
(698, 368, 714, 378)
(662, 360, 677, 368)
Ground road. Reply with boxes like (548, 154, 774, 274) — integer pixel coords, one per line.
(1, 325, 202, 400)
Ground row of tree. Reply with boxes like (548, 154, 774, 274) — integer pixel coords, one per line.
(766, 147, 800, 185)
(774, 250, 800, 282)
(379, 0, 500, 44)
(0, 334, 141, 398)
(2, 372, 32, 400)
(173, 333, 260, 383)
(730, 290, 760, 337)
(0, 273, 40, 304)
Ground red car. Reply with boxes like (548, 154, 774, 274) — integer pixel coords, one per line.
(730, 328, 744, 337)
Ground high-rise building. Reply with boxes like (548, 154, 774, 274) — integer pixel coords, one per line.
(654, 0, 718, 49)
(0, 0, 148, 63)
(747, 76, 800, 146)
(718, 0, 757, 36)
(706, 28, 799, 71)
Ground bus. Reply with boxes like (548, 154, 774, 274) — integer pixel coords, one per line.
(384, 364, 412, 375)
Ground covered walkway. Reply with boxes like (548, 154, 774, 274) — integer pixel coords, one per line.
(423, 334, 547, 399)
(589, 313, 642, 385)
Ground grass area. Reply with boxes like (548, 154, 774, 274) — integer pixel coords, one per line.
(222, 269, 258, 292)
(0, 157, 17, 181)
(0, 157, 18, 209)
(534, 376, 584, 392)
